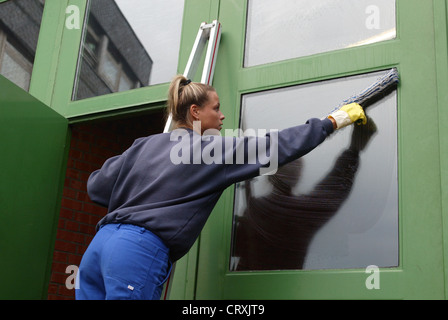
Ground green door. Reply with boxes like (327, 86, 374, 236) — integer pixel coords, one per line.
(189, 0, 446, 299)
(0, 75, 68, 299)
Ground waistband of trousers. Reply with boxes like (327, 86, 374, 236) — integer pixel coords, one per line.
(101, 223, 169, 254)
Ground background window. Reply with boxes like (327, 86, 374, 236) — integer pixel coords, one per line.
(244, 0, 396, 67)
(0, 0, 45, 91)
(230, 70, 399, 271)
(73, 0, 185, 100)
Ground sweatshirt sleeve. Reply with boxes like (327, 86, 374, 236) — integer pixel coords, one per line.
(224, 118, 334, 185)
(87, 154, 125, 207)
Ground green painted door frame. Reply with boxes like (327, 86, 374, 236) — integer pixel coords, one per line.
(178, 0, 448, 299)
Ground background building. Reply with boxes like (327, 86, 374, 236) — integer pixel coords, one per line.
(0, 0, 447, 300)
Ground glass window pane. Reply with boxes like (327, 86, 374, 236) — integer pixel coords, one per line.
(119, 72, 134, 92)
(0, 0, 45, 91)
(245, 0, 396, 67)
(1, 46, 32, 91)
(101, 51, 120, 89)
(230, 70, 399, 271)
(73, 0, 185, 100)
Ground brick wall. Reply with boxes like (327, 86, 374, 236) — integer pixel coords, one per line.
(47, 112, 164, 300)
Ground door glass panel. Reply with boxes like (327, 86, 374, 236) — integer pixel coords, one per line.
(230, 70, 399, 271)
(244, 0, 396, 67)
(0, 0, 45, 91)
(73, 0, 185, 100)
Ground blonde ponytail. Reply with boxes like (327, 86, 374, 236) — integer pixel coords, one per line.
(167, 75, 215, 129)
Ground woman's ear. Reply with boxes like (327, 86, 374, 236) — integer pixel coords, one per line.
(190, 104, 200, 121)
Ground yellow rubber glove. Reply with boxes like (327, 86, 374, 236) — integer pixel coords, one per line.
(329, 103, 367, 129)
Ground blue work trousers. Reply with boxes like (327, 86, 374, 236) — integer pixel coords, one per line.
(76, 224, 171, 300)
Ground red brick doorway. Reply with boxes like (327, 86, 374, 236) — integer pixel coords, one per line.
(47, 111, 164, 300)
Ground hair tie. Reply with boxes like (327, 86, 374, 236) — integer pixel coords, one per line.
(185, 79, 192, 85)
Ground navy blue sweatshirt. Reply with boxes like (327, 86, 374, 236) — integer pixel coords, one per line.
(87, 118, 334, 261)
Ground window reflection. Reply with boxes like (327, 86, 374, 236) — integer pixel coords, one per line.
(245, 0, 396, 67)
(230, 71, 399, 271)
(0, 0, 45, 91)
(73, 0, 184, 100)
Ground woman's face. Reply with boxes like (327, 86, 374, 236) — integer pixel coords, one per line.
(194, 91, 225, 134)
